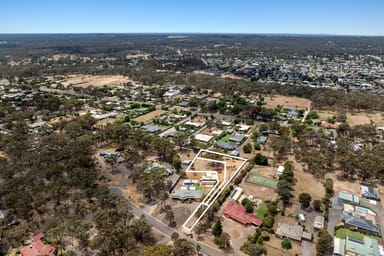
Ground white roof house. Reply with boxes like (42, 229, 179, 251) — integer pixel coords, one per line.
(185, 121, 202, 128)
(237, 124, 250, 131)
(194, 134, 213, 143)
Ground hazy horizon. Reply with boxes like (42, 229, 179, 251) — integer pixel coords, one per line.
(1, 0, 383, 36)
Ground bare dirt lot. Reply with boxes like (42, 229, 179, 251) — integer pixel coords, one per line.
(241, 178, 278, 201)
(221, 217, 255, 254)
(134, 109, 167, 123)
(325, 172, 361, 194)
(58, 75, 133, 88)
(264, 95, 312, 110)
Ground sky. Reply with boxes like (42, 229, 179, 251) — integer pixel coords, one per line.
(0, 0, 383, 35)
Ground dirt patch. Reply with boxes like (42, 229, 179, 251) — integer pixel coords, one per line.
(264, 95, 312, 110)
(221, 74, 245, 80)
(173, 207, 192, 227)
(124, 180, 144, 205)
(221, 217, 255, 254)
(292, 170, 324, 201)
(0, 151, 9, 159)
(59, 75, 133, 88)
(134, 109, 167, 123)
(240, 177, 278, 202)
(325, 172, 361, 195)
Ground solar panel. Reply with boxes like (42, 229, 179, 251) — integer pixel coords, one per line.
(348, 237, 364, 245)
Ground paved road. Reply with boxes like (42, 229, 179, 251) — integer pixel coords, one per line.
(109, 187, 225, 256)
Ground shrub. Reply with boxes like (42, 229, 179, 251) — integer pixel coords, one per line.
(281, 238, 292, 250)
(243, 143, 253, 153)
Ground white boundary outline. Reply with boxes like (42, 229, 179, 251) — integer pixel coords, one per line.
(182, 149, 247, 233)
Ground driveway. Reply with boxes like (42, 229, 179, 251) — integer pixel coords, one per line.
(327, 206, 342, 236)
(302, 240, 316, 256)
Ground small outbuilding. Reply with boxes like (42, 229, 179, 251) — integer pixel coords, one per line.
(313, 215, 325, 229)
(276, 166, 285, 177)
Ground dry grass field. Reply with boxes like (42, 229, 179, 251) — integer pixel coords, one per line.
(59, 74, 133, 88)
(264, 95, 312, 110)
(347, 112, 384, 127)
(134, 109, 167, 123)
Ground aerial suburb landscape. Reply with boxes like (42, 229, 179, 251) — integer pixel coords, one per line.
(1, 1, 384, 256)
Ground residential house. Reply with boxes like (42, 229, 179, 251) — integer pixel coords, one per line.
(141, 125, 161, 133)
(229, 134, 246, 145)
(338, 191, 360, 205)
(320, 121, 340, 129)
(223, 200, 262, 226)
(171, 189, 204, 200)
(333, 236, 379, 256)
(361, 185, 380, 201)
(341, 211, 380, 235)
(20, 232, 55, 256)
(216, 141, 236, 150)
(275, 222, 311, 242)
(194, 134, 213, 143)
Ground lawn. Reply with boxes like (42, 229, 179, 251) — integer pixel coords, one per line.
(256, 203, 268, 221)
(218, 133, 233, 142)
(336, 228, 382, 243)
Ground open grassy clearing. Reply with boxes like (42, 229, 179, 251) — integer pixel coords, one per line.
(347, 112, 384, 127)
(58, 74, 133, 88)
(256, 203, 268, 221)
(133, 109, 167, 123)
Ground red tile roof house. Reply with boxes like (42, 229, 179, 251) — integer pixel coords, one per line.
(20, 232, 55, 256)
(320, 121, 340, 129)
(223, 200, 263, 226)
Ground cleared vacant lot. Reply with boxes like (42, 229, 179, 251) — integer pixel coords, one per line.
(264, 95, 312, 110)
(59, 74, 133, 88)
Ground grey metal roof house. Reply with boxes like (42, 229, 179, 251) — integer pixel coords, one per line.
(141, 125, 161, 133)
(229, 134, 246, 144)
(275, 222, 304, 241)
(171, 189, 204, 200)
(361, 186, 380, 201)
(216, 141, 236, 150)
